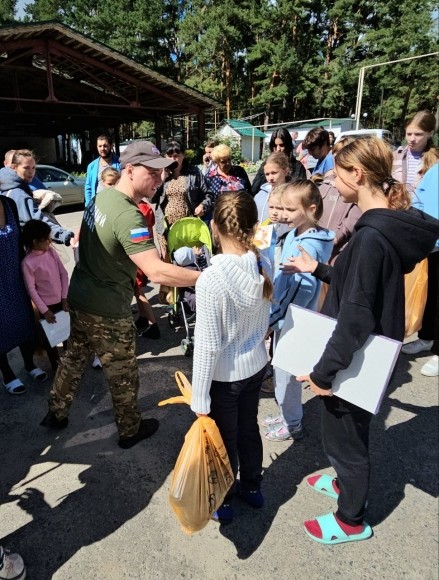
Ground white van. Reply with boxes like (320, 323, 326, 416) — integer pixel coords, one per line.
(335, 129, 394, 145)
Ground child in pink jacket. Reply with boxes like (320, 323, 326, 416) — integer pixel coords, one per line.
(22, 219, 69, 369)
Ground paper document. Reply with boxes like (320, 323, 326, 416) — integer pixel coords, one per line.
(271, 305, 402, 414)
(254, 224, 274, 250)
(40, 311, 70, 347)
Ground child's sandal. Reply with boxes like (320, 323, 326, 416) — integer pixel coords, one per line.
(3, 378, 26, 395)
(27, 368, 48, 382)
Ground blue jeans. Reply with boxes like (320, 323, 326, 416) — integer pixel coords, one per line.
(273, 331, 303, 430)
(273, 367, 303, 430)
(209, 366, 266, 498)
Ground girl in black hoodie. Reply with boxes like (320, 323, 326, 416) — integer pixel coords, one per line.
(282, 137, 439, 545)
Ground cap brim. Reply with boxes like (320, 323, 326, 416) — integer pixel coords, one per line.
(138, 158, 178, 170)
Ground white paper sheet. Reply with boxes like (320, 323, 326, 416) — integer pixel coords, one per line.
(40, 311, 70, 348)
(272, 305, 402, 414)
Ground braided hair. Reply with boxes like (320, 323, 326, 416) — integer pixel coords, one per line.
(213, 191, 273, 300)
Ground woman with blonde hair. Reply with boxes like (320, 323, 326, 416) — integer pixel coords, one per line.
(0, 149, 74, 245)
(283, 137, 439, 544)
(205, 144, 251, 209)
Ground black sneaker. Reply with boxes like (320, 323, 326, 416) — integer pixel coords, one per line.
(141, 323, 160, 339)
(212, 503, 234, 524)
(40, 410, 68, 429)
(237, 486, 264, 508)
(135, 316, 149, 331)
(118, 418, 159, 449)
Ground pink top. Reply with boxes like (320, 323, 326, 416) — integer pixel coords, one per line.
(22, 246, 69, 314)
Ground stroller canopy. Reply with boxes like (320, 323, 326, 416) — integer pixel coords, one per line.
(167, 217, 212, 256)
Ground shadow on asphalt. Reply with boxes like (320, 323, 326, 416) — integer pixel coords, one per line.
(368, 355, 438, 526)
(1, 349, 437, 571)
(219, 395, 330, 559)
(218, 355, 438, 559)
(0, 354, 192, 579)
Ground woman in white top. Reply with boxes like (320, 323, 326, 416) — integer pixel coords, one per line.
(191, 191, 272, 524)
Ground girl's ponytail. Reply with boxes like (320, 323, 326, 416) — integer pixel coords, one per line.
(382, 177, 411, 210)
(252, 245, 273, 301)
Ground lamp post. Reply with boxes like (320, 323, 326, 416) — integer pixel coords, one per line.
(354, 52, 439, 130)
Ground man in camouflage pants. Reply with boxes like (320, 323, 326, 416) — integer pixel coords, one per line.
(42, 142, 200, 448)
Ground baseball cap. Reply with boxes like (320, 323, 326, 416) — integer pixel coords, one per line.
(120, 141, 177, 170)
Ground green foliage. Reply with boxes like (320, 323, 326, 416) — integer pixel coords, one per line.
(17, 0, 439, 134)
(206, 134, 243, 164)
(184, 149, 197, 164)
(0, 0, 16, 24)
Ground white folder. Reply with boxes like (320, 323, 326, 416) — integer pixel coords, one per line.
(40, 311, 70, 348)
(271, 305, 402, 414)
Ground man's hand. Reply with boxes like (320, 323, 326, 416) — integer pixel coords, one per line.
(61, 299, 69, 312)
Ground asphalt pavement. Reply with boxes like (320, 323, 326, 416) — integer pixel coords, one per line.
(0, 207, 437, 579)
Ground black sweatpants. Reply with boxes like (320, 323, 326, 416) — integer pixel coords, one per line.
(209, 366, 266, 498)
(321, 396, 372, 526)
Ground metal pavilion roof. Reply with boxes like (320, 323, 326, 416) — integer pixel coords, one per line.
(0, 21, 222, 136)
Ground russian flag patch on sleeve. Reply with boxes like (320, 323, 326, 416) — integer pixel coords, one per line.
(130, 227, 152, 243)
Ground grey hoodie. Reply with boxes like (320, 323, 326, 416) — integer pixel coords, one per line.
(0, 167, 73, 245)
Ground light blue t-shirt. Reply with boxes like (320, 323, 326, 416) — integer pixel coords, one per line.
(312, 152, 334, 175)
(413, 163, 439, 249)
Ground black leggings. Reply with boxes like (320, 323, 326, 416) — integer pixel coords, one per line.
(0, 341, 35, 383)
(209, 366, 266, 498)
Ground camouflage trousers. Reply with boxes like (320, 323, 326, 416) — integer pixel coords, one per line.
(49, 309, 141, 438)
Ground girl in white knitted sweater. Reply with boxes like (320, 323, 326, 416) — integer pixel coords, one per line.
(190, 191, 272, 524)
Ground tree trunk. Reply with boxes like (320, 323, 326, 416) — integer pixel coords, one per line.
(400, 84, 413, 132)
(225, 57, 231, 119)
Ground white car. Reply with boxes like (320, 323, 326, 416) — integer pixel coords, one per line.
(35, 165, 85, 207)
(335, 129, 394, 146)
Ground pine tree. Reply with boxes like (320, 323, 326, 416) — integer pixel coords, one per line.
(0, 0, 17, 24)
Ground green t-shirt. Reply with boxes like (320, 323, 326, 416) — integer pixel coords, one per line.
(69, 187, 155, 318)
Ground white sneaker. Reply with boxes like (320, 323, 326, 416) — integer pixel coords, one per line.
(92, 354, 102, 369)
(421, 355, 439, 377)
(401, 339, 433, 355)
(0, 546, 26, 580)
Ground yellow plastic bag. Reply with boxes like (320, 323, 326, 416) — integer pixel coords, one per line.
(404, 258, 428, 338)
(159, 372, 234, 534)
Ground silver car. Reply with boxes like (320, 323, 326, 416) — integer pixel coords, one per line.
(35, 165, 85, 207)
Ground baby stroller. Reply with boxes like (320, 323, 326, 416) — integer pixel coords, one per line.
(166, 217, 212, 356)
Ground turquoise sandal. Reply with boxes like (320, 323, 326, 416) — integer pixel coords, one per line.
(307, 474, 339, 499)
(304, 512, 373, 545)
